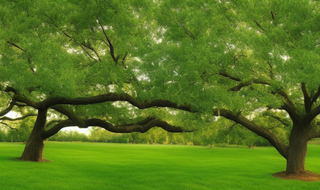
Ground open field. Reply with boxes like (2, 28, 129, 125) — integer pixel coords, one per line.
(0, 142, 320, 190)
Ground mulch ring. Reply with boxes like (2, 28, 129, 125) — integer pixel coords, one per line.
(273, 171, 320, 182)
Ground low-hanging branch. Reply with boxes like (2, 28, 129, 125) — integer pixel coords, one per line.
(43, 116, 192, 139)
(213, 108, 288, 159)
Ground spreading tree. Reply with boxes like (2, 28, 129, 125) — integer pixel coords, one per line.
(2, 0, 320, 179)
(139, 0, 320, 176)
(0, 0, 193, 162)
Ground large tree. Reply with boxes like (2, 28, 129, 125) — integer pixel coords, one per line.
(139, 0, 320, 177)
(0, 0, 193, 162)
(3, 0, 320, 179)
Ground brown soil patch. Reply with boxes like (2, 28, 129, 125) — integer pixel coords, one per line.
(273, 171, 320, 182)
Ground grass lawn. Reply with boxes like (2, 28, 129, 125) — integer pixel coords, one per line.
(0, 142, 320, 189)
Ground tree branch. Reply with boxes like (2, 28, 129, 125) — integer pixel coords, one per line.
(121, 52, 128, 68)
(62, 31, 99, 62)
(0, 100, 16, 117)
(45, 13, 99, 62)
(6, 42, 36, 73)
(45, 120, 61, 128)
(43, 117, 191, 139)
(81, 42, 102, 62)
(301, 83, 311, 113)
(254, 21, 265, 33)
(7, 41, 26, 52)
(12, 95, 39, 109)
(0, 122, 17, 130)
(271, 11, 275, 20)
(218, 71, 241, 82)
(310, 85, 320, 106)
(213, 108, 288, 159)
(51, 105, 86, 128)
(39, 93, 194, 112)
(4, 86, 18, 94)
(263, 111, 292, 127)
(180, 23, 195, 40)
(276, 89, 299, 122)
(218, 71, 270, 91)
(97, 17, 119, 64)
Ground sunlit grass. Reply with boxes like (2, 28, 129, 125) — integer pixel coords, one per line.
(0, 142, 320, 189)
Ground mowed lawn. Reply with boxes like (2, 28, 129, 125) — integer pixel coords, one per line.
(0, 143, 320, 190)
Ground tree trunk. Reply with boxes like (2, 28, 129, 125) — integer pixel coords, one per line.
(286, 139, 308, 174)
(285, 123, 311, 174)
(19, 109, 47, 162)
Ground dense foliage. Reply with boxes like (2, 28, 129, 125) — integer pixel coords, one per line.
(1, 0, 320, 175)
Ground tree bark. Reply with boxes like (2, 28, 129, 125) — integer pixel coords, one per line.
(19, 109, 47, 162)
(285, 123, 312, 174)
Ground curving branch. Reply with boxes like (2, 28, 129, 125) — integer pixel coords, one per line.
(262, 111, 292, 127)
(13, 93, 194, 112)
(219, 71, 270, 91)
(0, 122, 17, 130)
(12, 95, 39, 109)
(63, 31, 99, 62)
(81, 42, 102, 62)
(219, 71, 298, 121)
(43, 116, 191, 139)
(45, 13, 99, 62)
(51, 105, 86, 128)
(0, 100, 16, 117)
(275, 89, 299, 122)
(4, 86, 18, 94)
(97, 17, 119, 64)
(213, 108, 288, 159)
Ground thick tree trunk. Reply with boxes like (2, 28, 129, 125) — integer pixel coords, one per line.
(285, 123, 311, 174)
(19, 109, 47, 162)
(286, 139, 308, 174)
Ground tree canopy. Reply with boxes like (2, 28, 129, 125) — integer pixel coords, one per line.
(1, 0, 320, 177)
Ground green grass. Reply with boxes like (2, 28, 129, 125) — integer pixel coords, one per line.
(0, 142, 320, 190)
